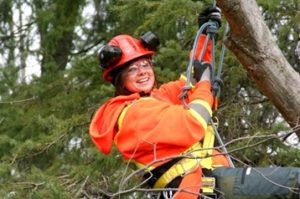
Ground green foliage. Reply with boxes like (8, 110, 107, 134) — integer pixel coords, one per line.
(0, 0, 299, 198)
(33, 0, 87, 73)
(257, 0, 300, 71)
(0, 52, 115, 197)
(154, 40, 189, 84)
(111, 0, 201, 45)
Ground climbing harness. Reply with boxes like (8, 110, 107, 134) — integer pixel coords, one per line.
(117, 2, 235, 198)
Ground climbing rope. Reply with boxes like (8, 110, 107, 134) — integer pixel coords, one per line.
(179, 4, 235, 167)
(179, 20, 218, 107)
(212, 22, 229, 108)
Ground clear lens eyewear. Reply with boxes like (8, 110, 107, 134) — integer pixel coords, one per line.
(126, 59, 152, 76)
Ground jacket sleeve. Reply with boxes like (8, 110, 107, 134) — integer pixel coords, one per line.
(186, 80, 213, 130)
(89, 101, 123, 154)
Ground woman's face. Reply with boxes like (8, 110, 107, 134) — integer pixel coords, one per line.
(123, 58, 155, 94)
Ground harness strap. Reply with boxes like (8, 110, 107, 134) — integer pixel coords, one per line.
(153, 150, 201, 188)
(143, 157, 182, 187)
(201, 125, 215, 169)
(153, 125, 215, 188)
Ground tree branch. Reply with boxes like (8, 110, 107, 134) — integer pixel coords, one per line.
(0, 96, 37, 104)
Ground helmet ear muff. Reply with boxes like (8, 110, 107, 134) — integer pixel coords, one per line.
(100, 32, 159, 82)
(140, 31, 160, 51)
(99, 32, 159, 70)
(98, 45, 122, 69)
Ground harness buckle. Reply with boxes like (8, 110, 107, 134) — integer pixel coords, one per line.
(211, 116, 219, 128)
(201, 177, 216, 193)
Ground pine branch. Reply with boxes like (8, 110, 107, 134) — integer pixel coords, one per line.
(0, 21, 35, 41)
(10, 121, 90, 165)
(0, 117, 4, 126)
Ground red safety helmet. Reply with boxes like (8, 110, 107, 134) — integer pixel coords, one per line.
(101, 34, 156, 82)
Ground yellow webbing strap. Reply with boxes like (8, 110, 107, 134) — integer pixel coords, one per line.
(117, 104, 132, 130)
(153, 152, 201, 188)
(200, 125, 215, 170)
(153, 124, 215, 189)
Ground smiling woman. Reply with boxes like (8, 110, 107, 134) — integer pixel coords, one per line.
(98, 33, 157, 96)
(123, 58, 155, 94)
(89, 25, 230, 198)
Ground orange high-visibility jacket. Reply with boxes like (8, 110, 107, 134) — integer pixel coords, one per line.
(90, 80, 222, 159)
(89, 35, 229, 198)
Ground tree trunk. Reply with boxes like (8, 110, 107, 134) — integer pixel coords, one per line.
(34, 0, 83, 75)
(17, 0, 26, 82)
(217, 0, 300, 133)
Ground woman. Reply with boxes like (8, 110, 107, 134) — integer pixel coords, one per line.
(89, 7, 229, 199)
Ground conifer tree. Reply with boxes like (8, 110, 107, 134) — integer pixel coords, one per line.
(0, 0, 299, 198)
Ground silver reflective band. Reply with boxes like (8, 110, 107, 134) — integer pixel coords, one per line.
(188, 103, 211, 123)
(200, 67, 211, 81)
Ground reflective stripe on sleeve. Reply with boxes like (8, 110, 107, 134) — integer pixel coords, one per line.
(187, 99, 212, 129)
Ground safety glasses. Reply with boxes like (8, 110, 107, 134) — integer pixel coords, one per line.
(126, 59, 153, 76)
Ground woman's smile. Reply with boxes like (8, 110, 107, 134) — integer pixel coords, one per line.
(123, 58, 155, 93)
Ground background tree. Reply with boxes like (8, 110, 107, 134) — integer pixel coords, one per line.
(0, 0, 18, 92)
(217, 0, 300, 134)
(0, 0, 299, 198)
(32, 0, 86, 74)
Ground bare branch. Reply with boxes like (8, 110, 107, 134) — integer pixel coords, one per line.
(95, 125, 300, 198)
(75, 176, 90, 198)
(0, 96, 37, 104)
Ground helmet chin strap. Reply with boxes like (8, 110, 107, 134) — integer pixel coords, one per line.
(139, 91, 150, 97)
(138, 85, 155, 96)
